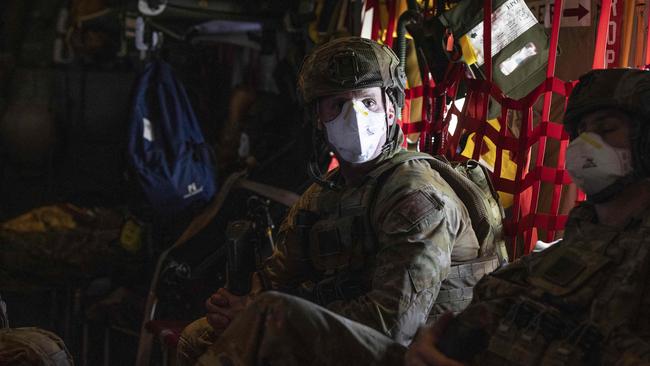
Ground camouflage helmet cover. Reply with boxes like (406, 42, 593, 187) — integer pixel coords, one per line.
(564, 68, 650, 136)
(297, 37, 406, 107)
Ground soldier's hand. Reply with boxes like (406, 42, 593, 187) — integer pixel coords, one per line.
(404, 313, 465, 366)
(205, 288, 252, 332)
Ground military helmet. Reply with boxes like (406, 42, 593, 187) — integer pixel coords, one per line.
(564, 68, 650, 136)
(564, 68, 650, 177)
(297, 37, 406, 108)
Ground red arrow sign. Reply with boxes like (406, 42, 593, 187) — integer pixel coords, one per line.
(563, 4, 589, 20)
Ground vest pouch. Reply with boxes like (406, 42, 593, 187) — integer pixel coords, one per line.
(309, 216, 356, 272)
(453, 159, 508, 262)
(541, 341, 586, 366)
(485, 319, 519, 364)
(527, 245, 611, 297)
(507, 314, 547, 365)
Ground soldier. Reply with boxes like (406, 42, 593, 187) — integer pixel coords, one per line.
(406, 68, 650, 365)
(180, 68, 650, 366)
(177, 37, 501, 365)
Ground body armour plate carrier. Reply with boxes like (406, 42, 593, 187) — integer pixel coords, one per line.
(305, 151, 506, 320)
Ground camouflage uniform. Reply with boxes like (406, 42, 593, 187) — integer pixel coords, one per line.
(177, 131, 484, 364)
(194, 291, 407, 366)
(440, 68, 650, 365)
(177, 36, 500, 365)
(189, 199, 650, 366)
(449, 202, 650, 365)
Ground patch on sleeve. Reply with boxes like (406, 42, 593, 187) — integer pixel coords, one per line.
(382, 188, 444, 233)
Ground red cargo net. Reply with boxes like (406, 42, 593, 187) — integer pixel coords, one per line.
(395, 0, 623, 258)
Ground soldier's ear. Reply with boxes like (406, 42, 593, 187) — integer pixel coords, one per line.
(386, 97, 395, 126)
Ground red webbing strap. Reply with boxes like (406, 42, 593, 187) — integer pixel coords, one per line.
(421, 71, 433, 131)
(402, 87, 424, 134)
(445, 76, 577, 258)
(414, 1, 603, 258)
(593, 0, 612, 68)
(645, 0, 650, 65)
(529, 0, 564, 248)
(370, 0, 381, 41)
(405, 86, 424, 98)
(385, 0, 397, 47)
(483, 0, 492, 82)
(403, 121, 423, 134)
(470, 0, 492, 165)
(415, 54, 462, 154)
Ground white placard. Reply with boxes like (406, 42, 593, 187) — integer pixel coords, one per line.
(464, 0, 539, 66)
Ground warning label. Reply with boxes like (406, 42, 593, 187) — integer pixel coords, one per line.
(464, 0, 539, 66)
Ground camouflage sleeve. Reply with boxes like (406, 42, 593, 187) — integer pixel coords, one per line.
(258, 184, 320, 290)
(325, 185, 455, 345)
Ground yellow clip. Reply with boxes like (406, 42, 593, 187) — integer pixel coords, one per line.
(352, 100, 369, 116)
(459, 35, 478, 66)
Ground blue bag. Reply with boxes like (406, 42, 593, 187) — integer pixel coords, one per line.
(127, 61, 217, 217)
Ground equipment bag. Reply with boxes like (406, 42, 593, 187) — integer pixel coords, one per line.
(127, 60, 217, 217)
(439, 0, 550, 107)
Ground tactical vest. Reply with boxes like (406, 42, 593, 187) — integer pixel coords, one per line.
(304, 150, 506, 319)
(462, 206, 650, 366)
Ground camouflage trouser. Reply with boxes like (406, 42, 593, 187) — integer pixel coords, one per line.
(177, 291, 406, 366)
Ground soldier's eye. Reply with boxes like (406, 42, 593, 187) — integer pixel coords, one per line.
(362, 99, 376, 108)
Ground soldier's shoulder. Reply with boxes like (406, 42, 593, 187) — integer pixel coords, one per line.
(379, 153, 446, 191)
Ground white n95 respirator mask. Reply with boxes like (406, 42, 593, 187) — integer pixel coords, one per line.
(566, 132, 633, 195)
(324, 100, 387, 164)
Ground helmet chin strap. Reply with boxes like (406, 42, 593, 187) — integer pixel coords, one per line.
(308, 102, 342, 191)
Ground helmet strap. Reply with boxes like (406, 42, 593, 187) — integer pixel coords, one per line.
(633, 119, 650, 177)
(308, 126, 341, 191)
